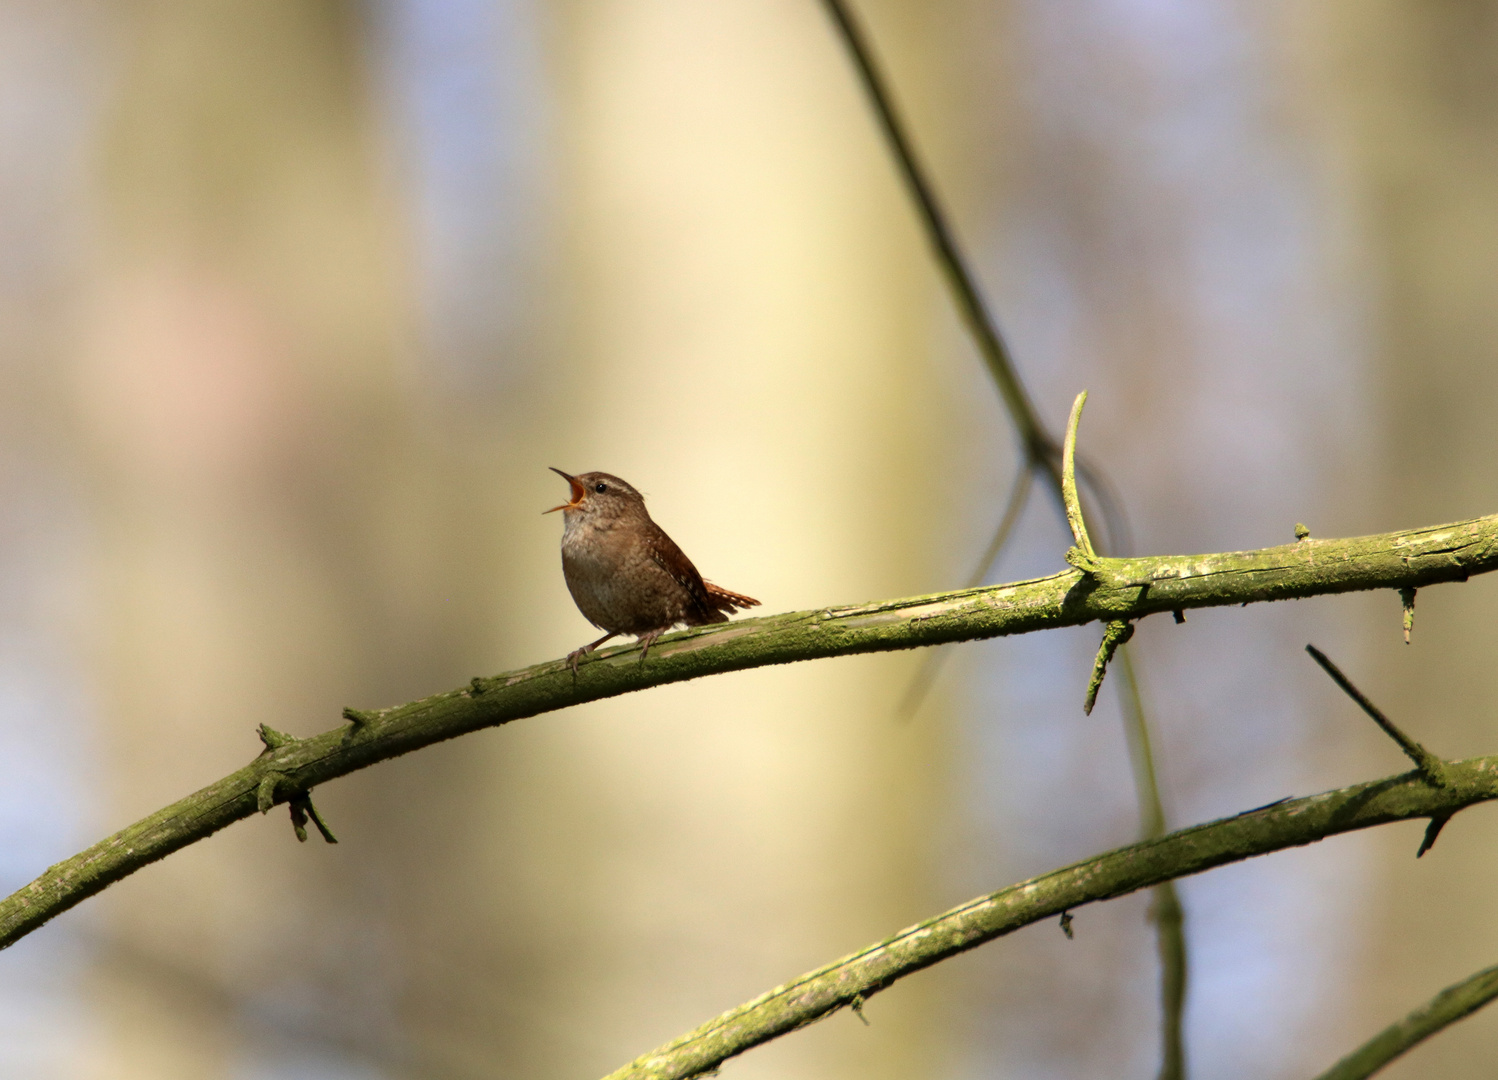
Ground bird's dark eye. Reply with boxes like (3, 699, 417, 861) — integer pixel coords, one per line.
(594, 482, 607, 493)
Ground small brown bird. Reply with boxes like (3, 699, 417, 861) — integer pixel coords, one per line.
(546, 468, 760, 672)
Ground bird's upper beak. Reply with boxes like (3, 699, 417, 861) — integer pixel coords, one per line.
(545, 467, 586, 514)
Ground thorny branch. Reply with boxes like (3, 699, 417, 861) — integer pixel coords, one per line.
(1312, 960, 1498, 1080)
(602, 753, 1498, 1080)
(0, 512, 1494, 953)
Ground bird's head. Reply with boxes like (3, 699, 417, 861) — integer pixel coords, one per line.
(545, 468, 646, 524)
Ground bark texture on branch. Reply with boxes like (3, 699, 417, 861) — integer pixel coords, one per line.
(1, 512, 1495, 951)
(1313, 960, 1498, 1080)
(603, 755, 1498, 1080)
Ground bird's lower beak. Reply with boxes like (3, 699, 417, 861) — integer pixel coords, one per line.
(545, 467, 586, 514)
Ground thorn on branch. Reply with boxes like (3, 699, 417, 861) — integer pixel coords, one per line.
(1305, 645, 1450, 787)
(1295, 523, 1310, 541)
(1418, 813, 1452, 858)
(849, 994, 870, 1026)
(1084, 620, 1134, 715)
(1400, 587, 1417, 644)
(258, 724, 294, 751)
(342, 706, 375, 727)
(1172, 609, 1185, 624)
(288, 791, 338, 844)
(1059, 911, 1075, 939)
(1061, 391, 1098, 563)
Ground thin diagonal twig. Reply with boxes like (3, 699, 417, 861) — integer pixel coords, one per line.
(1305, 645, 1449, 787)
(815, 0, 1056, 477)
(816, 1, 1186, 1070)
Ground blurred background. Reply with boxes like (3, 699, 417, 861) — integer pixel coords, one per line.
(0, 1, 1495, 1078)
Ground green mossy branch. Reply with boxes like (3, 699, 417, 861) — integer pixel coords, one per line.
(1313, 959, 1498, 1080)
(602, 755, 1498, 1080)
(0, 512, 1495, 952)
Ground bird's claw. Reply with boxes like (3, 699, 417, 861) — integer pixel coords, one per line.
(636, 629, 664, 664)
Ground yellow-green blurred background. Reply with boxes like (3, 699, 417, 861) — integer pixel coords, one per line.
(0, 2, 1496, 1078)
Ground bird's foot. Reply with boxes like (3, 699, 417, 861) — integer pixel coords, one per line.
(567, 631, 619, 677)
(636, 629, 665, 664)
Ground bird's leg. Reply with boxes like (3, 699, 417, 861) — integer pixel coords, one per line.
(568, 632, 617, 676)
(635, 628, 666, 664)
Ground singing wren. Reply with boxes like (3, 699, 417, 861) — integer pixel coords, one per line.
(546, 468, 760, 672)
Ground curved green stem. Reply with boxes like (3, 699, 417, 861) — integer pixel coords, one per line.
(1063, 390, 1096, 558)
(601, 754, 1498, 1080)
(1313, 962, 1498, 1080)
(1, 512, 1495, 953)
(1115, 646, 1187, 1080)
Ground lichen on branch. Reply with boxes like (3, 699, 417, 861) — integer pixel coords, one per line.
(603, 754, 1498, 1080)
(0, 511, 1495, 953)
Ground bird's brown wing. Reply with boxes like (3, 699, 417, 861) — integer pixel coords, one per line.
(644, 524, 720, 623)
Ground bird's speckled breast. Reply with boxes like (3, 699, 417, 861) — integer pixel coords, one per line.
(559, 513, 686, 634)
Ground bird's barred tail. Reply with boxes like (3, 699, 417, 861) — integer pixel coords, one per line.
(704, 582, 760, 614)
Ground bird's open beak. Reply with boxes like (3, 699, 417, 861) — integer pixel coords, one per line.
(545, 467, 586, 514)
